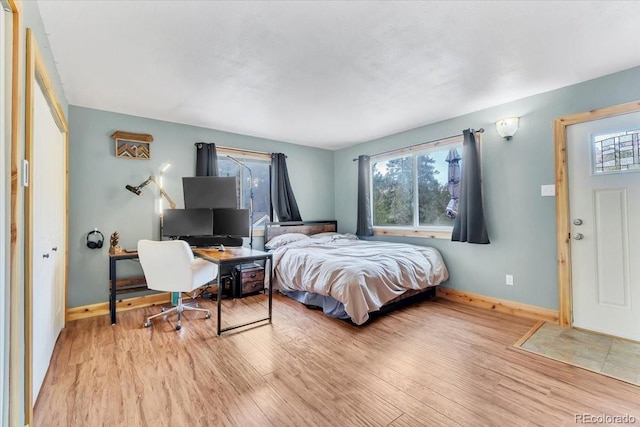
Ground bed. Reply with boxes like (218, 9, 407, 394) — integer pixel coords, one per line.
(265, 221, 449, 325)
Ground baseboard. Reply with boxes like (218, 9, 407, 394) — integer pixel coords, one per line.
(435, 287, 559, 324)
(68, 286, 559, 324)
(66, 292, 172, 321)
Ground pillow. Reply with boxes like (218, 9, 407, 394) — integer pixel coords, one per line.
(265, 233, 310, 249)
(311, 232, 359, 240)
(311, 232, 340, 238)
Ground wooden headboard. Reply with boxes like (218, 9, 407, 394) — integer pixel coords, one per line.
(264, 221, 338, 243)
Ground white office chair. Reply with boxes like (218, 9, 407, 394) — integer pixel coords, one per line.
(137, 239, 218, 330)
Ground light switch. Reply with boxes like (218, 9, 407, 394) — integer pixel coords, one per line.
(541, 184, 555, 197)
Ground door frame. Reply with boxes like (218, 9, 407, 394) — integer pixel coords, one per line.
(1, 3, 8, 425)
(24, 28, 68, 425)
(5, 0, 21, 425)
(554, 99, 640, 327)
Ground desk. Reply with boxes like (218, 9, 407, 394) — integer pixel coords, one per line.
(108, 251, 146, 324)
(193, 247, 273, 336)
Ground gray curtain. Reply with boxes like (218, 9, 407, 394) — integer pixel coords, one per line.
(356, 155, 373, 236)
(271, 153, 302, 222)
(195, 142, 219, 176)
(452, 129, 490, 244)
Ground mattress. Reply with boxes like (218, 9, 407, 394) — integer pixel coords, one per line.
(271, 234, 449, 324)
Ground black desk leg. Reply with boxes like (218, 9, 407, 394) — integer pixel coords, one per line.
(109, 259, 117, 325)
(216, 270, 222, 336)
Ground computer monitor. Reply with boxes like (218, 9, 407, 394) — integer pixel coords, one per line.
(213, 209, 250, 237)
(162, 209, 214, 237)
(182, 177, 237, 209)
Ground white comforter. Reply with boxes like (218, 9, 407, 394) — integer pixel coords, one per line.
(272, 236, 449, 324)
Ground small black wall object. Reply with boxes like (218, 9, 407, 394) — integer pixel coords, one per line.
(86, 229, 104, 249)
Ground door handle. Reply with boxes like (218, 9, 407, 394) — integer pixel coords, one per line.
(573, 218, 583, 226)
(43, 253, 50, 258)
(52, 247, 58, 251)
(573, 233, 584, 240)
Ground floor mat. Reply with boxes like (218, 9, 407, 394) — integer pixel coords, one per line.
(514, 321, 640, 386)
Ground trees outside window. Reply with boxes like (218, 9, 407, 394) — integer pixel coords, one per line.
(373, 156, 413, 227)
(218, 154, 271, 228)
(372, 144, 462, 230)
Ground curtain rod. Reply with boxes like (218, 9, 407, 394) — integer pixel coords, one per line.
(352, 128, 484, 161)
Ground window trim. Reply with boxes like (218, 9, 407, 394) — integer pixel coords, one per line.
(371, 133, 473, 239)
(370, 134, 463, 162)
(374, 227, 453, 240)
(217, 146, 271, 161)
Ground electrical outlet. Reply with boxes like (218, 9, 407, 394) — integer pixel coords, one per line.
(506, 274, 514, 286)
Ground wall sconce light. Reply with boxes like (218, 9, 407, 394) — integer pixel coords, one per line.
(496, 117, 519, 140)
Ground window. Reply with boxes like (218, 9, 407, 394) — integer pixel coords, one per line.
(217, 148, 271, 234)
(593, 129, 640, 174)
(371, 136, 464, 236)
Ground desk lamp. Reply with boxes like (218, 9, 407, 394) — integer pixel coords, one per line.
(125, 172, 177, 239)
(125, 175, 176, 208)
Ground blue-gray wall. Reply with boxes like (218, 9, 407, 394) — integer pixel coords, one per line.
(334, 66, 640, 311)
(68, 106, 335, 307)
(69, 66, 640, 310)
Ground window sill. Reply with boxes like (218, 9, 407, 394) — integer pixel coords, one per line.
(374, 228, 452, 240)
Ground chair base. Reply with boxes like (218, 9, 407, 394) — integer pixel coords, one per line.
(143, 294, 211, 331)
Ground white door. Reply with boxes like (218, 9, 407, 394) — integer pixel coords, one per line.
(31, 79, 65, 403)
(568, 111, 640, 341)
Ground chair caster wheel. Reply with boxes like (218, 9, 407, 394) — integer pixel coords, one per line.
(144, 321, 152, 328)
(175, 325, 182, 331)
(205, 313, 211, 319)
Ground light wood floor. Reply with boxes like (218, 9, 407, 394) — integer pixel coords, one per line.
(35, 294, 640, 426)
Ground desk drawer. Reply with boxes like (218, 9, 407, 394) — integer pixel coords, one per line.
(241, 279, 264, 295)
(240, 267, 264, 283)
(235, 266, 265, 297)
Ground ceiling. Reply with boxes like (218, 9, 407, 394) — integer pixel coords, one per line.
(37, 1, 640, 150)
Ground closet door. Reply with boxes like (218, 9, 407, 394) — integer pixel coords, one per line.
(30, 77, 65, 403)
(25, 29, 68, 419)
